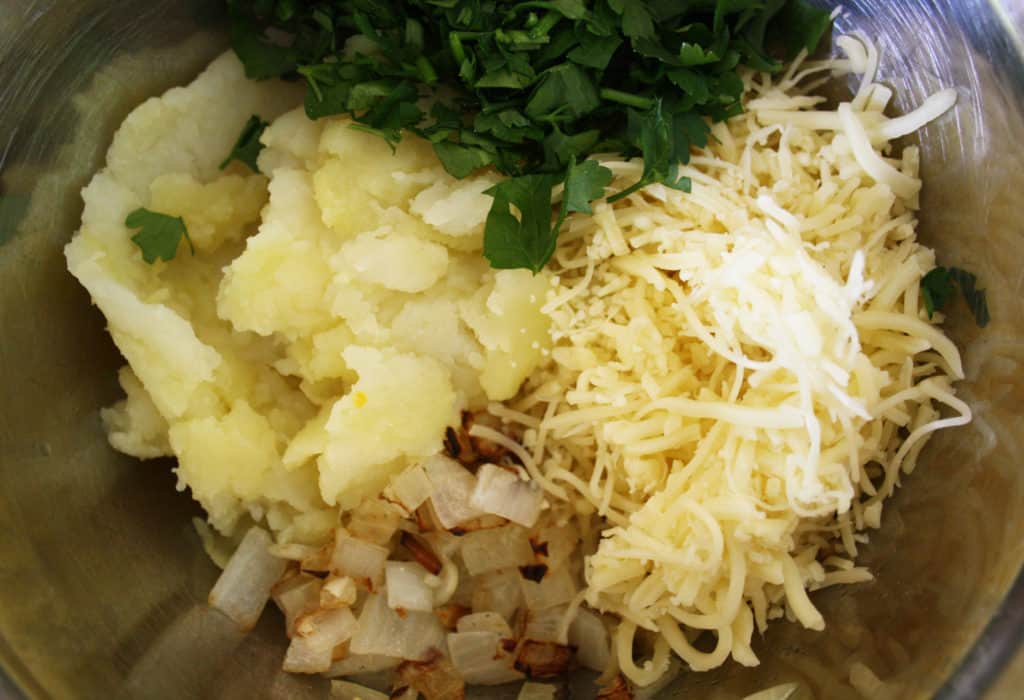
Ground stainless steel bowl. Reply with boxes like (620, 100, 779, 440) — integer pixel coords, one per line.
(1, 1, 1022, 698)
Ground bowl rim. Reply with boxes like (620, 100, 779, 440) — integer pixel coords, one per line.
(935, 567, 1024, 699)
(2, 1, 1024, 699)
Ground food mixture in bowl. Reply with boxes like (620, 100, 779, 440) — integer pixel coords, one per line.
(64, 2, 988, 698)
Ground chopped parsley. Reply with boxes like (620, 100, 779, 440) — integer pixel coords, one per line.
(226, 0, 832, 271)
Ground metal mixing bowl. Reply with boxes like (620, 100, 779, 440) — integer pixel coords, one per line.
(1, 1, 1022, 698)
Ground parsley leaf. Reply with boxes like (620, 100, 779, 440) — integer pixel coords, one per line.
(125, 208, 194, 264)
(608, 0, 655, 40)
(525, 63, 601, 122)
(567, 30, 622, 70)
(484, 174, 562, 273)
(433, 140, 497, 178)
(772, 0, 833, 57)
(608, 99, 695, 203)
(484, 158, 612, 272)
(562, 158, 613, 217)
(220, 115, 270, 172)
(921, 266, 990, 327)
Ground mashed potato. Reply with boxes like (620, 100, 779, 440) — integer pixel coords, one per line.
(66, 53, 550, 542)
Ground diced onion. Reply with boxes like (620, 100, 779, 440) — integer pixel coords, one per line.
(531, 524, 579, 568)
(471, 568, 523, 622)
(297, 606, 357, 641)
(520, 566, 576, 611)
(332, 533, 390, 587)
(284, 634, 335, 675)
(325, 654, 401, 678)
(430, 551, 459, 607)
(389, 464, 434, 514)
(423, 455, 483, 528)
(330, 680, 390, 700)
(321, 575, 359, 609)
(208, 527, 287, 632)
(514, 641, 573, 679)
(284, 607, 357, 674)
(272, 573, 323, 636)
(420, 528, 460, 556)
(523, 606, 568, 643)
(348, 500, 402, 546)
(569, 607, 610, 672)
(385, 561, 435, 612)
(470, 463, 545, 527)
(301, 543, 334, 573)
(268, 542, 320, 562)
(456, 612, 513, 637)
(460, 526, 534, 576)
(351, 593, 446, 661)
(434, 602, 471, 631)
(447, 631, 524, 685)
(397, 656, 465, 700)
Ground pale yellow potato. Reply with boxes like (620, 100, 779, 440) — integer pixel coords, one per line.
(277, 324, 359, 386)
(410, 171, 500, 242)
(313, 158, 385, 237)
(169, 400, 323, 533)
(339, 229, 449, 293)
(319, 346, 457, 509)
(461, 270, 552, 401)
(149, 172, 268, 253)
(104, 52, 303, 198)
(313, 123, 438, 237)
(66, 52, 549, 543)
(102, 366, 172, 459)
(218, 168, 336, 339)
(258, 106, 325, 174)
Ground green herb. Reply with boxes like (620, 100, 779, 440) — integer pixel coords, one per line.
(220, 115, 270, 172)
(125, 208, 194, 264)
(484, 156, 613, 271)
(921, 267, 990, 327)
(227, 0, 832, 271)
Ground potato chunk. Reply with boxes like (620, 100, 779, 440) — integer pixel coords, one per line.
(319, 346, 456, 509)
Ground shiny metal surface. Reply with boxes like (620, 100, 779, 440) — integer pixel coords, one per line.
(0, 1, 1022, 698)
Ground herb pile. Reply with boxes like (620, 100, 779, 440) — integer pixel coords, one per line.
(226, 0, 831, 272)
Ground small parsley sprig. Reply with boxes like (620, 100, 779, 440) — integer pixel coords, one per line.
(220, 114, 270, 172)
(922, 266, 990, 327)
(227, 0, 832, 272)
(126, 208, 194, 264)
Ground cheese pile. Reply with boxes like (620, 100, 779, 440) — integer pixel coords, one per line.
(496, 37, 971, 685)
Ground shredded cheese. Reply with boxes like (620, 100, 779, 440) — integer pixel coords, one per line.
(494, 36, 969, 685)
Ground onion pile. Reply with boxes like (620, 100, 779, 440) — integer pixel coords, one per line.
(209, 421, 615, 699)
